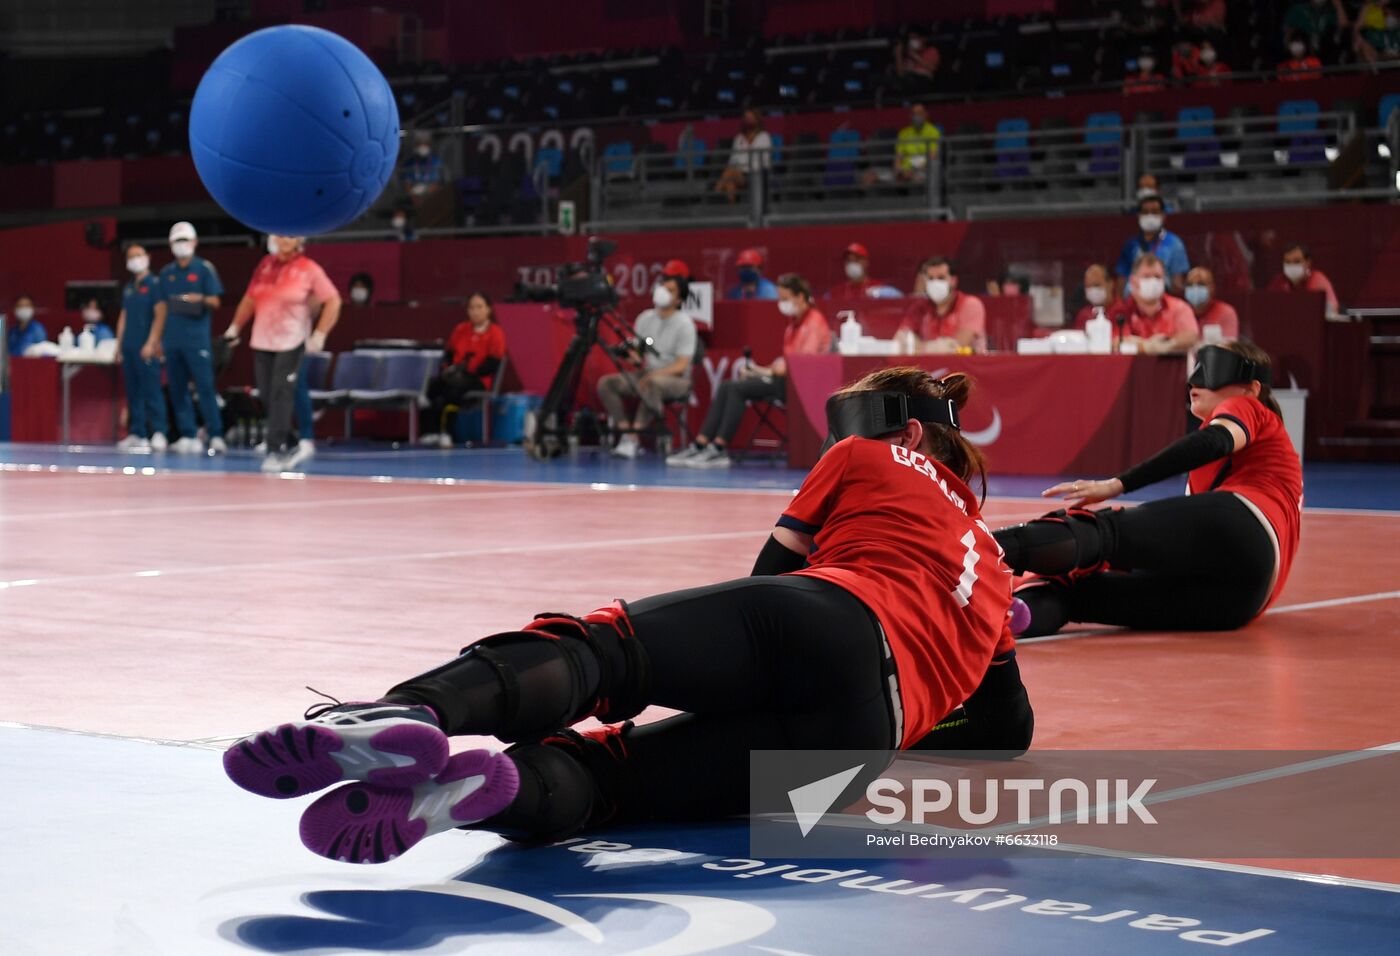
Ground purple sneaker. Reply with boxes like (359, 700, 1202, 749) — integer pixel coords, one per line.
(299, 749, 520, 864)
(222, 701, 449, 800)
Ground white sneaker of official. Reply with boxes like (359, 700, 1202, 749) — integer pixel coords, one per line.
(665, 444, 702, 466)
(208, 437, 228, 455)
(149, 432, 168, 451)
(284, 440, 315, 470)
(260, 452, 287, 473)
(611, 435, 640, 460)
(690, 444, 732, 469)
(171, 437, 204, 454)
(116, 435, 147, 452)
(253, 441, 267, 455)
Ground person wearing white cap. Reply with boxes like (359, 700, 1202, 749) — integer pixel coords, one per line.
(158, 221, 227, 454)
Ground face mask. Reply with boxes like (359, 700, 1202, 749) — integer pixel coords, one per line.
(652, 285, 675, 310)
(267, 235, 279, 255)
(927, 278, 951, 303)
(911, 114, 926, 128)
(127, 255, 149, 274)
(171, 240, 194, 259)
(778, 298, 800, 318)
(350, 287, 369, 305)
(83, 308, 102, 323)
(1139, 213, 1163, 233)
(1138, 57, 1155, 73)
(416, 145, 431, 159)
(15, 306, 34, 322)
(1200, 47, 1217, 65)
(1290, 42, 1306, 58)
(1283, 262, 1306, 282)
(1085, 285, 1107, 306)
(1136, 186, 1157, 199)
(845, 261, 865, 281)
(1135, 276, 1165, 301)
(1184, 284, 1210, 307)
(738, 266, 759, 284)
(392, 217, 406, 231)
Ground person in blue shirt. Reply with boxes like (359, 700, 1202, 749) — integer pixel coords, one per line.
(6, 294, 47, 356)
(1114, 194, 1189, 299)
(726, 247, 779, 300)
(77, 298, 117, 344)
(159, 221, 227, 454)
(115, 244, 169, 451)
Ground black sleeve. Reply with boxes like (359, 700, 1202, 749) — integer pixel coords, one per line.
(751, 533, 808, 576)
(906, 652, 1033, 757)
(1116, 423, 1236, 493)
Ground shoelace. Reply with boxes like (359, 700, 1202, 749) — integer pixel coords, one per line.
(302, 685, 345, 721)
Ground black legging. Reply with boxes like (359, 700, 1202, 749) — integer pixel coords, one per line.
(253, 345, 305, 453)
(424, 366, 485, 432)
(385, 575, 896, 831)
(700, 375, 785, 445)
(996, 492, 1277, 636)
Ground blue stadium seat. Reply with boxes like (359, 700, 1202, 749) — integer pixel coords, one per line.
(995, 117, 1031, 178)
(1085, 112, 1122, 174)
(824, 128, 861, 186)
(768, 132, 784, 166)
(602, 141, 634, 177)
(1176, 106, 1220, 168)
(1379, 93, 1400, 128)
(675, 137, 707, 171)
(534, 146, 563, 179)
(1278, 99, 1324, 165)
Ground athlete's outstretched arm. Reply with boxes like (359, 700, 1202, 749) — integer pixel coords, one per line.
(751, 526, 811, 575)
(1041, 419, 1247, 507)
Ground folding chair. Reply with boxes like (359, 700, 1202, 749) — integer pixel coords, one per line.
(734, 396, 787, 466)
(346, 351, 437, 444)
(443, 353, 509, 444)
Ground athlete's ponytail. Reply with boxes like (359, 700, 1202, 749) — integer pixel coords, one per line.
(834, 365, 988, 505)
(1219, 340, 1283, 419)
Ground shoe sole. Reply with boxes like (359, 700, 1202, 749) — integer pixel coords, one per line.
(222, 718, 449, 800)
(299, 750, 519, 864)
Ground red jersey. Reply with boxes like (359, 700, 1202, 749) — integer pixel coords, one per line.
(1194, 298, 1239, 339)
(1107, 294, 1199, 344)
(825, 278, 881, 300)
(780, 437, 1014, 747)
(782, 307, 833, 356)
(1188, 396, 1303, 611)
(1267, 269, 1339, 314)
(445, 321, 508, 388)
(902, 292, 988, 352)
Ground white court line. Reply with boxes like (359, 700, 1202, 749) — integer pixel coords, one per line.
(0, 485, 593, 523)
(0, 527, 774, 590)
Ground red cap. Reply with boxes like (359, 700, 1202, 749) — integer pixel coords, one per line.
(736, 248, 764, 267)
(663, 258, 690, 279)
(844, 242, 870, 260)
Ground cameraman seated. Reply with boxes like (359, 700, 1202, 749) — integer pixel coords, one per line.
(597, 269, 697, 459)
(422, 292, 507, 448)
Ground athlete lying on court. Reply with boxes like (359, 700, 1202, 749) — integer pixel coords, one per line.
(996, 341, 1303, 638)
(224, 367, 1032, 863)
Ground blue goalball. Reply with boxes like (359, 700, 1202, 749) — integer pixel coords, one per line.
(189, 24, 400, 235)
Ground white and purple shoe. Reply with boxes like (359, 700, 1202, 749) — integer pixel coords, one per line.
(222, 701, 449, 800)
(299, 750, 520, 864)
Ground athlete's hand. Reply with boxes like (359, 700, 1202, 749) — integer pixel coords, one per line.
(140, 341, 157, 361)
(1042, 477, 1124, 507)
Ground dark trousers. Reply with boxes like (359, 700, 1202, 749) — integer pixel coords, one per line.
(700, 374, 785, 445)
(1004, 492, 1277, 634)
(165, 341, 223, 439)
(423, 367, 485, 433)
(254, 345, 305, 453)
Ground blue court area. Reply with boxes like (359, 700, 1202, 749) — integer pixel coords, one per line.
(2, 441, 1398, 511)
(4, 726, 1397, 955)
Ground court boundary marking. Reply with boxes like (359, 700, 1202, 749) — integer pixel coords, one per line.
(6, 720, 1396, 896)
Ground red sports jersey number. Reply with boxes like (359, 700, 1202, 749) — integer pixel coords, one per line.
(952, 530, 979, 607)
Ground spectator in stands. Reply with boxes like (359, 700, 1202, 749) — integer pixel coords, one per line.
(599, 271, 697, 460)
(825, 243, 883, 299)
(894, 31, 940, 86)
(1356, 1, 1400, 62)
(7, 294, 46, 356)
(667, 274, 830, 469)
(1072, 263, 1112, 329)
(1133, 172, 1177, 212)
(1171, 38, 1202, 79)
(1108, 254, 1200, 354)
(1286, 0, 1348, 53)
(1183, 266, 1240, 340)
(727, 248, 778, 300)
(1269, 242, 1340, 316)
(901, 256, 987, 354)
(77, 297, 116, 344)
(347, 272, 375, 307)
(1124, 49, 1166, 95)
(160, 221, 227, 455)
(1115, 195, 1190, 298)
(225, 234, 342, 472)
(1279, 33, 1324, 80)
(116, 245, 168, 451)
(421, 292, 508, 450)
(399, 132, 446, 197)
(1189, 39, 1231, 85)
(715, 109, 773, 204)
(390, 206, 416, 242)
(866, 104, 941, 187)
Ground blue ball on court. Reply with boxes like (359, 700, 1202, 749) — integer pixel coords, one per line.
(189, 25, 400, 235)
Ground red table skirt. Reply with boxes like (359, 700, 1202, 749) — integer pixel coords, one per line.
(9, 357, 122, 443)
(785, 354, 1188, 476)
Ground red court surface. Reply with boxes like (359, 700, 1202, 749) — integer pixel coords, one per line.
(3, 469, 1399, 891)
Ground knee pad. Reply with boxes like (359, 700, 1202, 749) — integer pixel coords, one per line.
(500, 722, 638, 844)
(525, 600, 652, 724)
(996, 506, 1117, 576)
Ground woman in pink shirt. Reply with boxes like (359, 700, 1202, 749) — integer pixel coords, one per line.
(226, 235, 342, 472)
